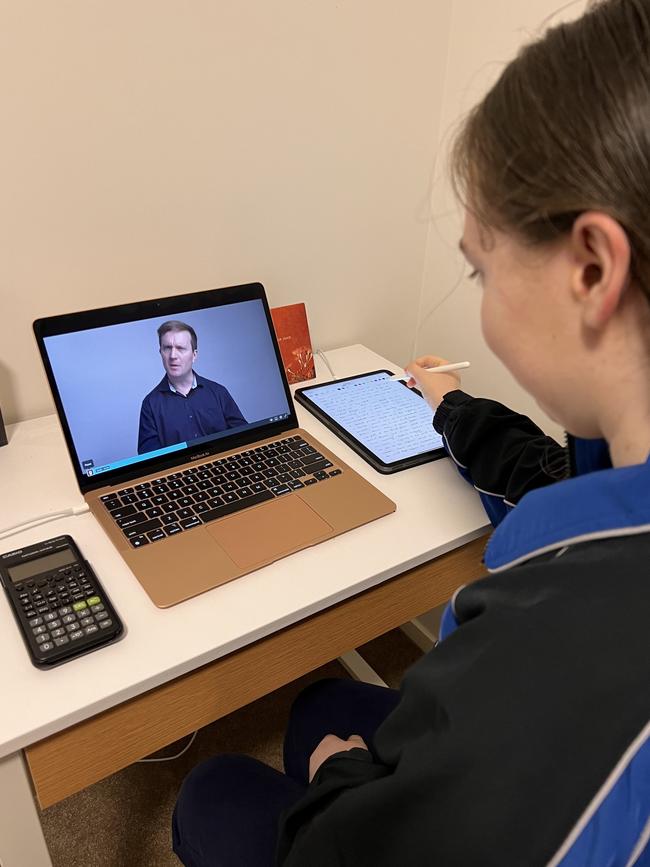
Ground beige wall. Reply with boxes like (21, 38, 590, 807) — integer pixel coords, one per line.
(0, 0, 452, 423)
(1, 1, 588, 430)
(417, 0, 587, 440)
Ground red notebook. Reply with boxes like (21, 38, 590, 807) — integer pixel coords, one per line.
(270, 302, 316, 384)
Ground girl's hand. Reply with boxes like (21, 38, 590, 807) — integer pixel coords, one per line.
(404, 355, 462, 411)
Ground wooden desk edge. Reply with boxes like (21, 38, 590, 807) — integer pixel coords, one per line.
(26, 535, 488, 808)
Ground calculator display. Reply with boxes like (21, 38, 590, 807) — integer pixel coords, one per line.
(8, 549, 76, 583)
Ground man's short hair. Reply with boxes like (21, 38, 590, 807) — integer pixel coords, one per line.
(157, 320, 198, 352)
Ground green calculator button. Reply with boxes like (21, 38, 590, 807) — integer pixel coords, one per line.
(86, 596, 101, 607)
(73, 601, 87, 611)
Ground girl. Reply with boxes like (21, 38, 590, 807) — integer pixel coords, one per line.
(173, 1, 650, 863)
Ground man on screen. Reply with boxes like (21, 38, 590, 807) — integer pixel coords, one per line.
(137, 320, 247, 454)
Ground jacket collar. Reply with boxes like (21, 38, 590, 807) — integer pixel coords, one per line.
(485, 437, 650, 572)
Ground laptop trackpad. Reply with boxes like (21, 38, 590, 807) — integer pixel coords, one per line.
(206, 495, 333, 569)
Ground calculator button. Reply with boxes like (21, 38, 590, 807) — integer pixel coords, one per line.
(86, 596, 101, 607)
(58, 606, 73, 616)
(54, 636, 70, 647)
(25, 609, 37, 619)
(35, 633, 50, 644)
(15, 584, 25, 592)
(73, 601, 87, 612)
(40, 642, 54, 652)
(95, 611, 109, 621)
(44, 612, 58, 623)
(80, 617, 94, 627)
(36, 604, 50, 614)
(48, 619, 62, 629)
(84, 624, 99, 635)
(99, 619, 113, 629)
(33, 625, 47, 635)
(91, 603, 105, 613)
(69, 630, 85, 641)
(66, 622, 81, 633)
(36, 579, 47, 588)
(62, 614, 77, 624)
(50, 627, 66, 638)
(28, 617, 43, 628)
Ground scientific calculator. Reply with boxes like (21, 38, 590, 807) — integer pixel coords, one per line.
(0, 534, 123, 668)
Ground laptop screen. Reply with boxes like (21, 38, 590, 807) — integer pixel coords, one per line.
(36, 286, 295, 488)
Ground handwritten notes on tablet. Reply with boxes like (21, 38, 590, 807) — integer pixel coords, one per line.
(304, 372, 444, 465)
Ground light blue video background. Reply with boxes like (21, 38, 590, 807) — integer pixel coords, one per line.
(44, 299, 290, 471)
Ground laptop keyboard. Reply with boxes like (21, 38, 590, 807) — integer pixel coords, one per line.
(99, 435, 342, 548)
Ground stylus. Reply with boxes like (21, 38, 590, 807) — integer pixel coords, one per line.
(390, 361, 470, 380)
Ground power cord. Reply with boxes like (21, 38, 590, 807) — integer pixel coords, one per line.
(137, 730, 198, 763)
(0, 503, 90, 541)
(315, 348, 336, 380)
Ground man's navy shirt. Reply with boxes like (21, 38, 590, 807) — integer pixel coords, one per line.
(137, 372, 247, 454)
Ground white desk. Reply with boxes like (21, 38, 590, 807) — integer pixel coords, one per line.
(0, 345, 490, 866)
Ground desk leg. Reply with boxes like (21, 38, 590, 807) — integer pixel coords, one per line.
(0, 752, 52, 867)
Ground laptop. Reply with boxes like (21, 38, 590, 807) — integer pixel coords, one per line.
(33, 283, 396, 607)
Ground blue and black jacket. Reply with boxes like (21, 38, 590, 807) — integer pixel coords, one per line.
(278, 391, 650, 867)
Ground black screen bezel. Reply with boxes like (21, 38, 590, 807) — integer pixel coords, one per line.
(33, 282, 298, 493)
(294, 369, 446, 474)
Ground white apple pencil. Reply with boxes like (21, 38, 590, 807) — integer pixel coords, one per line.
(390, 361, 470, 381)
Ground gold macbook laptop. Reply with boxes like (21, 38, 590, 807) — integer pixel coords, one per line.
(34, 283, 395, 607)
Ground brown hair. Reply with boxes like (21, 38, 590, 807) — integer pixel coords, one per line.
(451, 0, 650, 302)
(157, 320, 198, 351)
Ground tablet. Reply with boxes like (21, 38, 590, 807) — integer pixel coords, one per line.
(294, 369, 446, 473)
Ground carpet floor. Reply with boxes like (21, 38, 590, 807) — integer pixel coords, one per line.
(39, 628, 423, 867)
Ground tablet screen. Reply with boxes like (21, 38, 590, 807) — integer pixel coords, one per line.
(300, 371, 444, 466)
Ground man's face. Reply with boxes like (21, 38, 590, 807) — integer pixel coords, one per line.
(160, 329, 197, 380)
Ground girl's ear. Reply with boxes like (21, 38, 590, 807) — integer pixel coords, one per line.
(569, 212, 631, 329)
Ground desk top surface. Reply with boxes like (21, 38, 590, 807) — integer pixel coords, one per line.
(0, 345, 489, 756)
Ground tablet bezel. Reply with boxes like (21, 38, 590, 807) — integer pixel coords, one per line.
(294, 369, 446, 474)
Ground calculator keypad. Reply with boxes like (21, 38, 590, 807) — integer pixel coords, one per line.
(15, 564, 113, 657)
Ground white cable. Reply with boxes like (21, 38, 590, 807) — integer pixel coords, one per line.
(137, 730, 198, 763)
(316, 348, 336, 380)
(0, 504, 90, 541)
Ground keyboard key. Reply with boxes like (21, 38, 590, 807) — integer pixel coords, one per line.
(329, 469, 342, 477)
(200, 490, 274, 524)
(161, 513, 178, 525)
(313, 471, 329, 481)
(271, 485, 291, 495)
(164, 523, 183, 536)
(147, 528, 166, 542)
(122, 518, 162, 538)
(129, 535, 149, 548)
(288, 480, 305, 490)
(180, 516, 202, 529)
(300, 459, 330, 474)
(116, 512, 148, 529)
(108, 504, 137, 519)
(304, 478, 318, 486)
